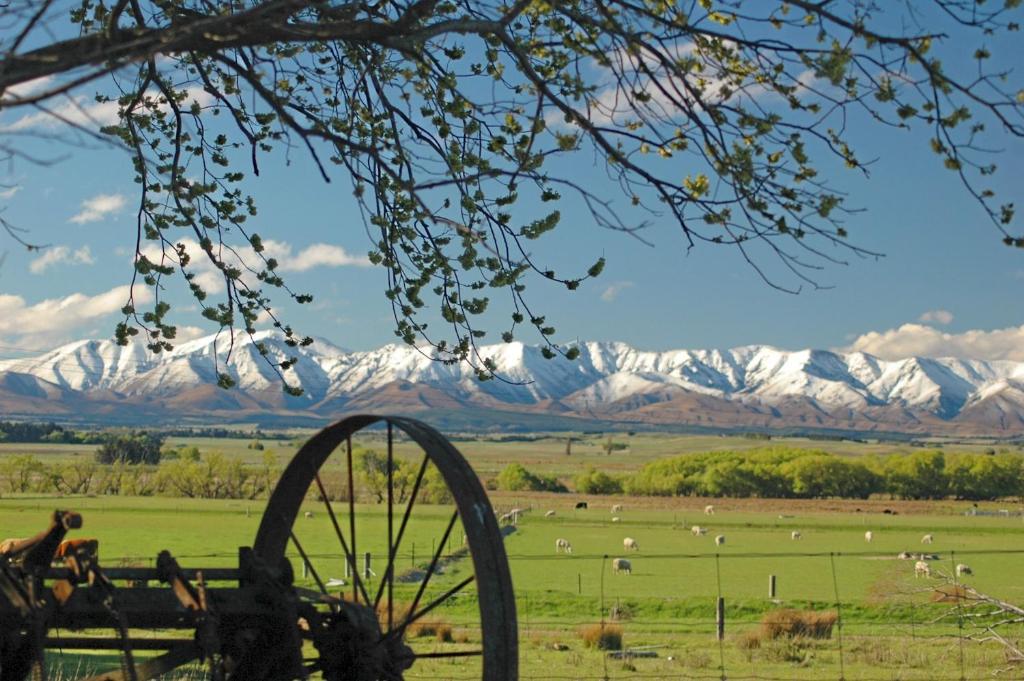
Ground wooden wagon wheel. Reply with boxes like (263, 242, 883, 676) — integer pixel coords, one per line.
(250, 415, 518, 681)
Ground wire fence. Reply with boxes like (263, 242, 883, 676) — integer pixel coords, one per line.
(487, 547, 1024, 681)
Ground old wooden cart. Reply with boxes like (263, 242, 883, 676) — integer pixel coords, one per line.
(0, 415, 517, 681)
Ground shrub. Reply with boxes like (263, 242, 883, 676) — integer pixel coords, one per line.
(574, 467, 623, 495)
(760, 609, 837, 640)
(579, 623, 623, 650)
(409, 621, 454, 642)
(496, 463, 567, 492)
(95, 432, 165, 465)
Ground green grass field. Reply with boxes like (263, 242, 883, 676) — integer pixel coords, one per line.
(2, 430, 1024, 680)
(2, 492, 1023, 680)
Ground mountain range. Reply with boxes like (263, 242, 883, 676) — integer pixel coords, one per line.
(0, 331, 1022, 435)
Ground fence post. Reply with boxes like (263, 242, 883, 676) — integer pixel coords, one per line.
(363, 552, 372, 580)
(578, 573, 582, 595)
(302, 561, 308, 580)
(716, 597, 725, 641)
(769, 574, 776, 599)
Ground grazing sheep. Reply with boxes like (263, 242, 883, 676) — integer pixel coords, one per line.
(611, 504, 623, 513)
(791, 531, 802, 540)
(555, 538, 573, 554)
(545, 510, 556, 518)
(304, 511, 314, 519)
(864, 531, 873, 543)
(611, 517, 621, 523)
(623, 537, 639, 551)
(704, 505, 715, 516)
(914, 560, 931, 578)
(574, 501, 588, 510)
(919, 553, 940, 561)
(898, 551, 913, 560)
(612, 558, 632, 574)
(921, 534, 934, 544)
(691, 525, 707, 536)
(714, 535, 726, 546)
(956, 563, 973, 577)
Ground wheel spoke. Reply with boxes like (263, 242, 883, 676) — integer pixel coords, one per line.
(406, 650, 483, 660)
(386, 510, 459, 638)
(373, 453, 429, 610)
(386, 575, 475, 642)
(313, 472, 370, 605)
(287, 527, 337, 613)
(346, 434, 358, 604)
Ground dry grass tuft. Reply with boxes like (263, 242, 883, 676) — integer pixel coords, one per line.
(579, 623, 623, 650)
(759, 609, 838, 641)
(409, 620, 454, 642)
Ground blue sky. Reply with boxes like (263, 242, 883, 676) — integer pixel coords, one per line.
(0, 16, 1021, 362)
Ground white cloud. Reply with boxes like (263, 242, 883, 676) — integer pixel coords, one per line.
(0, 185, 21, 200)
(844, 323, 1024, 362)
(600, 281, 634, 302)
(276, 243, 370, 271)
(173, 325, 209, 343)
(29, 246, 95, 274)
(0, 285, 152, 347)
(139, 238, 370, 294)
(2, 75, 56, 102)
(2, 87, 213, 133)
(70, 194, 126, 224)
(2, 97, 121, 132)
(917, 309, 954, 325)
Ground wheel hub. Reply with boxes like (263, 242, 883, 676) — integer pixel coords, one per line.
(313, 600, 413, 681)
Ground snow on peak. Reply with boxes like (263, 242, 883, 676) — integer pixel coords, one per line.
(0, 335, 1020, 421)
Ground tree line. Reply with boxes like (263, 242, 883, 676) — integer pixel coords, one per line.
(0, 443, 443, 502)
(572, 448, 1024, 501)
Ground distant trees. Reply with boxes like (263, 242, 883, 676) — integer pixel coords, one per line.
(0, 422, 104, 444)
(616, 448, 1024, 501)
(574, 467, 623, 495)
(95, 432, 166, 465)
(495, 463, 567, 493)
(354, 448, 453, 504)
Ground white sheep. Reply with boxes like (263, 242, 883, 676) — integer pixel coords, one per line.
(791, 531, 802, 540)
(691, 525, 707, 536)
(612, 558, 632, 574)
(921, 534, 934, 544)
(715, 535, 726, 546)
(611, 517, 621, 523)
(544, 510, 556, 518)
(555, 538, 573, 554)
(623, 537, 639, 551)
(611, 504, 623, 513)
(897, 551, 913, 560)
(303, 511, 313, 519)
(864, 531, 873, 543)
(704, 505, 715, 516)
(956, 563, 973, 576)
(914, 560, 931, 578)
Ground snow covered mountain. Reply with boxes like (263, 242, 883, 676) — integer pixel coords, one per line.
(1, 331, 1022, 434)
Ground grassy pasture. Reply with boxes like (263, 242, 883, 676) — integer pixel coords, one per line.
(4, 430, 1017, 476)
(2, 493, 1024, 680)
(2, 428, 1023, 680)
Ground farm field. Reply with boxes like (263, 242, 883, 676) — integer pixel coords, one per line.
(2, 429, 1019, 477)
(2, 492, 1023, 680)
